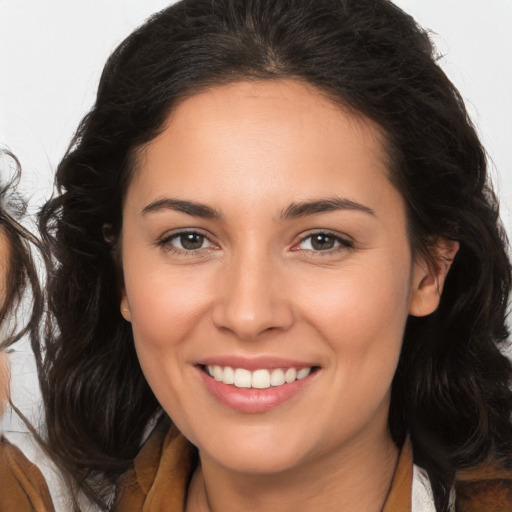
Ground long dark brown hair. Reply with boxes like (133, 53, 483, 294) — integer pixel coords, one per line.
(0, 150, 44, 357)
(39, 1, 512, 510)
(0, 150, 45, 410)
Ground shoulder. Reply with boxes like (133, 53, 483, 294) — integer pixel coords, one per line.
(115, 420, 196, 512)
(455, 458, 512, 512)
(0, 436, 54, 511)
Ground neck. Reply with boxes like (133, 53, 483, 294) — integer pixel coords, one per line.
(186, 426, 399, 512)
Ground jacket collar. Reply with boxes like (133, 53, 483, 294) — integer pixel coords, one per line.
(115, 422, 413, 511)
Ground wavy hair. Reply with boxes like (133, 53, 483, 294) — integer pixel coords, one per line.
(39, 0, 512, 509)
(0, 150, 45, 408)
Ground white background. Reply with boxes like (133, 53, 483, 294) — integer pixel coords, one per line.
(0, 1, 510, 224)
(0, 1, 511, 510)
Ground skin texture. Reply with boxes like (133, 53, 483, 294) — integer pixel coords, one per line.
(0, 230, 10, 415)
(120, 80, 457, 512)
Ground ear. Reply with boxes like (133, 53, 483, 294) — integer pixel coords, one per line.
(409, 239, 459, 317)
(120, 290, 132, 322)
(110, 229, 130, 322)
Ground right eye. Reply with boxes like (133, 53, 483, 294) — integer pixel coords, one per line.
(291, 230, 354, 255)
(159, 230, 216, 254)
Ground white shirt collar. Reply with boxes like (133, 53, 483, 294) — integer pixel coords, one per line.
(412, 464, 455, 512)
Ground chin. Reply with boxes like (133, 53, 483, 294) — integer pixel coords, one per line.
(206, 446, 306, 475)
(193, 424, 310, 475)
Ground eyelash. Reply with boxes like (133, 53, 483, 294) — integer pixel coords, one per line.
(158, 229, 354, 257)
(292, 231, 354, 256)
(157, 229, 217, 256)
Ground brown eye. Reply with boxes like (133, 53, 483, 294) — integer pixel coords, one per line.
(160, 231, 215, 253)
(295, 232, 353, 253)
(310, 234, 335, 250)
(179, 233, 205, 250)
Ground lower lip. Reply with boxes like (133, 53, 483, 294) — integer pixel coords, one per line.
(197, 367, 317, 413)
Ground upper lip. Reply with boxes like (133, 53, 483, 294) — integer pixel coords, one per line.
(195, 355, 318, 371)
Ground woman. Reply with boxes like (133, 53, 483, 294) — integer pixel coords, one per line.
(40, 0, 512, 510)
(0, 151, 54, 511)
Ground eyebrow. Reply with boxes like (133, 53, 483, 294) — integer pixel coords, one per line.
(142, 198, 220, 218)
(278, 198, 375, 220)
(141, 196, 375, 221)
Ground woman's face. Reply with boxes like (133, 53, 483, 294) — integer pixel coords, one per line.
(120, 80, 443, 474)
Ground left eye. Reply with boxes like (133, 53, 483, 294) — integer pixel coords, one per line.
(165, 232, 214, 251)
(297, 233, 350, 251)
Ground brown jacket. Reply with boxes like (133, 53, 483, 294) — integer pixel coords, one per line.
(114, 422, 414, 512)
(1, 426, 510, 511)
(115, 422, 512, 512)
(455, 461, 512, 511)
(0, 437, 54, 512)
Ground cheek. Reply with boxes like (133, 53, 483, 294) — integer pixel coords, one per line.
(123, 248, 215, 346)
(296, 258, 411, 376)
(123, 266, 215, 412)
(118, 217, 211, 339)
(305, 264, 409, 319)
(295, 263, 410, 436)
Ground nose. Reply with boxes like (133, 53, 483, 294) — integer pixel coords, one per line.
(211, 253, 294, 341)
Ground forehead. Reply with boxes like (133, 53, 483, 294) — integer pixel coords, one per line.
(127, 79, 395, 213)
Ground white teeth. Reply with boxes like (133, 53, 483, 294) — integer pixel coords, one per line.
(213, 365, 223, 381)
(270, 368, 285, 386)
(297, 367, 311, 380)
(234, 368, 252, 388)
(252, 369, 271, 389)
(284, 368, 297, 383)
(205, 365, 313, 389)
(222, 366, 234, 385)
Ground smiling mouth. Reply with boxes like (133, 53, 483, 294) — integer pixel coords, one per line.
(201, 365, 319, 389)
